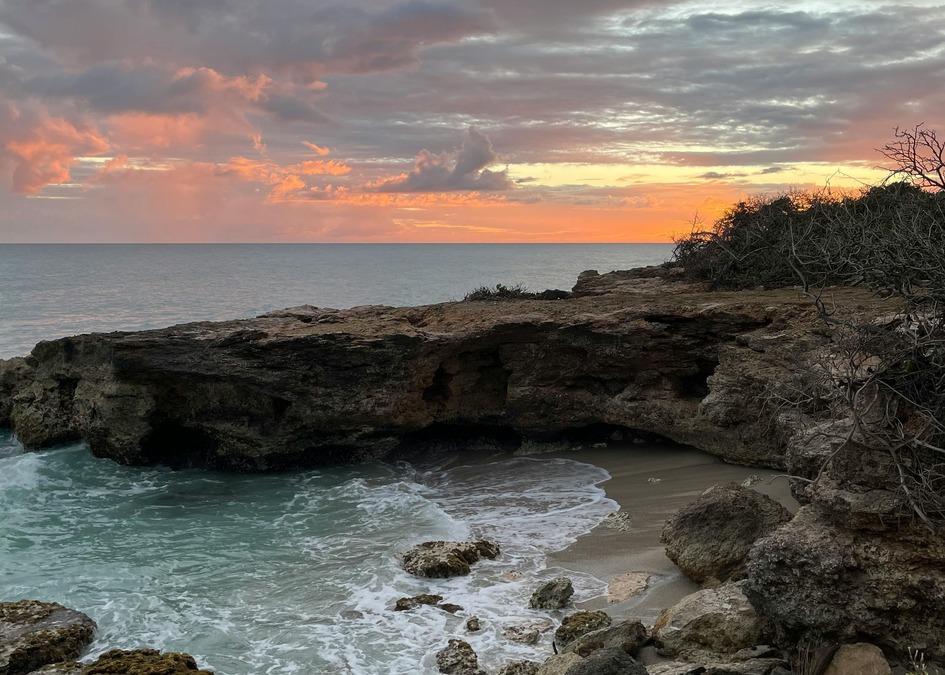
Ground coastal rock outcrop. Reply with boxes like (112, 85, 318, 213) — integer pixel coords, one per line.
(528, 577, 574, 610)
(1, 274, 844, 471)
(554, 611, 612, 650)
(435, 639, 486, 675)
(0, 600, 96, 675)
(402, 540, 500, 578)
(562, 620, 648, 658)
(652, 582, 771, 659)
(661, 483, 791, 584)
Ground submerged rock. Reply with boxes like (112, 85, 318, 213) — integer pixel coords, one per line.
(402, 540, 500, 578)
(660, 482, 790, 584)
(652, 582, 771, 659)
(435, 639, 486, 675)
(0, 600, 96, 675)
(394, 594, 442, 611)
(554, 611, 612, 650)
(464, 617, 482, 633)
(528, 577, 574, 610)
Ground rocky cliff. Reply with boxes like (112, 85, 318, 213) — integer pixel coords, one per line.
(0, 269, 842, 471)
(2, 268, 941, 661)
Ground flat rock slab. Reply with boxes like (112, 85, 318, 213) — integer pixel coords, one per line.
(1, 600, 96, 675)
(402, 540, 500, 578)
(607, 572, 649, 604)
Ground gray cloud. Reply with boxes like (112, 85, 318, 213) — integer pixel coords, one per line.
(368, 127, 513, 192)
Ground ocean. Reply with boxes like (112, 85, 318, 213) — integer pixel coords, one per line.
(0, 243, 674, 674)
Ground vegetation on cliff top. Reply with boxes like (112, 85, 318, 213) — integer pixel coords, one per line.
(673, 124, 945, 528)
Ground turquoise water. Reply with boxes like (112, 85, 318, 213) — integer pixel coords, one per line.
(0, 243, 673, 358)
(0, 432, 616, 673)
(0, 244, 673, 673)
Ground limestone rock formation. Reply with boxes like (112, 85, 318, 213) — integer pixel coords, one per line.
(823, 643, 891, 675)
(528, 577, 574, 610)
(402, 540, 500, 578)
(394, 594, 442, 611)
(562, 620, 647, 658)
(661, 483, 791, 584)
(0, 600, 96, 675)
(434, 639, 486, 675)
(495, 661, 540, 675)
(559, 647, 647, 675)
(534, 653, 582, 675)
(1, 274, 842, 471)
(744, 506, 945, 661)
(652, 582, 771, 659)
(554, 611, 612, 651)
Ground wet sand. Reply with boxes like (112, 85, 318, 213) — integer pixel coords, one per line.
(545, 442, 798, 623)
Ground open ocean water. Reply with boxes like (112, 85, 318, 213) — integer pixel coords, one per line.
(0, 244, 673, 674)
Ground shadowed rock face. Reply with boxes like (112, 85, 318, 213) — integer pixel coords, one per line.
(0, 600, 96, 675)
(0, 273, 852, 472)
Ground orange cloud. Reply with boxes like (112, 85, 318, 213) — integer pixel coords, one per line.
(303, 141, 330, 155)
(4, 113, 109, 194)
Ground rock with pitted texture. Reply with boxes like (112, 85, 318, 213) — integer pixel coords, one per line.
(562, 620, 647, 658)
(653, 582, 771, 660)
(561, 647, 648, 675)
(528, 577, 574, 610)
(394, 594, 442, 611)
(661, 482, 791, 584)
(3, 273, 849, 471)
(554, 611, 612, 651)
(435, 639, 486, 675)
(402, 540, 500, 578)
(496, 661, 540, 675)
(81, 649, 213, 674)
(823, 643, 891, 675)
(1, 600, 96, 675)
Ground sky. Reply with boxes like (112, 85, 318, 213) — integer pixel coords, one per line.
(0, 0, 943, 243)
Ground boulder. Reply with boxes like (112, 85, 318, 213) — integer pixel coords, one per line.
(496, 661, 540, 675)
(529, 578, 574, 610)
(652, 582, 771, 659)
(562, 620, 647, 658)
(744, 506, 945, 660)
(435, 639, 486, 675)
(660, 483, 791, 584)
(648, 658, 787, 675)
(25, 665, 83, 675)
(823, 644, 891, 675)
(535, 653, 582, 675)
(0, 600, 96, 675)
(465, 617, 481, 632)
(81, 649, 214, 674)
(394, 594, 442, 611)
(561, 647, 647, 675)
(554, 611, 612, 650)
(402, 540, 500, 578)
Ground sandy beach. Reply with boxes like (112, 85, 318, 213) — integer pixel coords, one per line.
(545, 442, 798, 623)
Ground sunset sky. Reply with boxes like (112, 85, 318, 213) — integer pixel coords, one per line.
(1, 0, 943, 242)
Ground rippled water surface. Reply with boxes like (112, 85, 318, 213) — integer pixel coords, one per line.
(0, 243, 672, 358)
(0, 432, 616, 673)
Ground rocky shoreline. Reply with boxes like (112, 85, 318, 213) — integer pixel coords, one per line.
(2, 267, 943, 674)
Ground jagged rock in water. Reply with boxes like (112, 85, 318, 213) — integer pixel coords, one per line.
(402, 540, 500, 578)
(0, 600, 96, 675)
(464, 616, 481, 632)
(25, 664, 83, 674)
(495, 661, 540, 675)
(553, 611, 612, 651)
(502, 625, 540, 645)
(562, 620, 647, 658)
(434, 639, 486, 675)
(394, 594, 442, 611)
(661, 482, 791, 584)
(528, 577, 574, 610)
(81, 649, 213, 674)
(652, 582, 771, 659)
